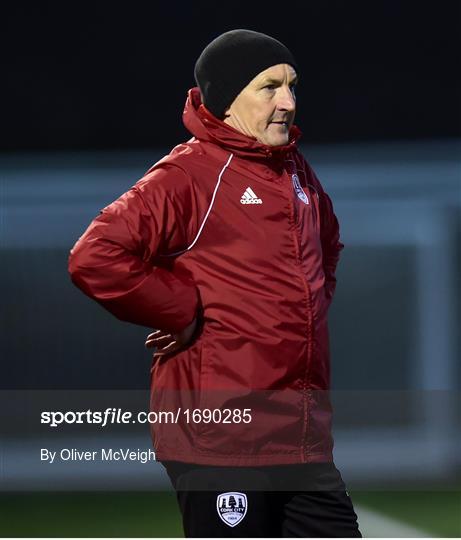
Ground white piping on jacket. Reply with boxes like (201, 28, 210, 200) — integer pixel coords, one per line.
(163, 152, 234, 257)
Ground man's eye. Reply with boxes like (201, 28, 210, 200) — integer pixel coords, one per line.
(263, 85, 276, 90)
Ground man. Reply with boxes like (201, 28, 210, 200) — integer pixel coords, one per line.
(69, 29, 361, 537)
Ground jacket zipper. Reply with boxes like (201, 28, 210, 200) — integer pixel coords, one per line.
(283, 172, 314, 462)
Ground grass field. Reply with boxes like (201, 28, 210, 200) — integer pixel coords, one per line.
(1, 492, 183, 537)
(1, 490, 460, 537)
(353, 490, 461, 537)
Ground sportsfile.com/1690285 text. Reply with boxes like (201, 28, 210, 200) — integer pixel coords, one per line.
(40, 408, 253, 427)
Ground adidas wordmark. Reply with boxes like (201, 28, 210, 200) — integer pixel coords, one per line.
(240, 187, 262, 204)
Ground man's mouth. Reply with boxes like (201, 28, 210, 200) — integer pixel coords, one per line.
(270, 121, 288, 127)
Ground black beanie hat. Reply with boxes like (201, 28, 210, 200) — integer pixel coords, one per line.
(194, 29, 298, 119)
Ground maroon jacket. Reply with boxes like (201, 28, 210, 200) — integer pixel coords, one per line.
(69, 87, 343, 466)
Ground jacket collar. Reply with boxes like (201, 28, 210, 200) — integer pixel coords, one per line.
(182, 87, 302, 160)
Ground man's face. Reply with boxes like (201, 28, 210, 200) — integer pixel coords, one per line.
(223, 63, 297, 147)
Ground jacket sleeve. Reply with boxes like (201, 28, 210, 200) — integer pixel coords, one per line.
(303, 159, 344, 301)
(319, 190, 344, 301)
(68, 163, 200, 333)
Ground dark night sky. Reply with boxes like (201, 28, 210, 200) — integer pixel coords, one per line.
(3, 1, 460, 151)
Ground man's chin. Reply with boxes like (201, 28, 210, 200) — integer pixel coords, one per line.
(266, 134, 290, 147)
(263, 125, 292, 147)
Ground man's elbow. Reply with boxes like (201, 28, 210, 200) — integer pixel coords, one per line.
(68, 244, 79, 279)
(68, 240, 92, 293)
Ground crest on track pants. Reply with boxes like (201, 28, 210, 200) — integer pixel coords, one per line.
(216, 492, 248, 527)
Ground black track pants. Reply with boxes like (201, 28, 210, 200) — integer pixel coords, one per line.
(162, 461, 362, 538)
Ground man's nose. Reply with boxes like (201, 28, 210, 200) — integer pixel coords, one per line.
(277, 85, 296, 112)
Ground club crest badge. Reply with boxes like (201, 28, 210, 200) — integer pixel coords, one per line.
(216, 491, 247, 527)
(292, 173, 309, 205)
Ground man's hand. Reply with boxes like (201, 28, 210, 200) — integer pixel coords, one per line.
(145, 317, 198, 358)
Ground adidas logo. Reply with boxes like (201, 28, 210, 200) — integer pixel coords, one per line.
(240, 187, 262, 204)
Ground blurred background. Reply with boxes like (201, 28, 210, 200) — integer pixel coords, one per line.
(1, 1, 460, 537)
